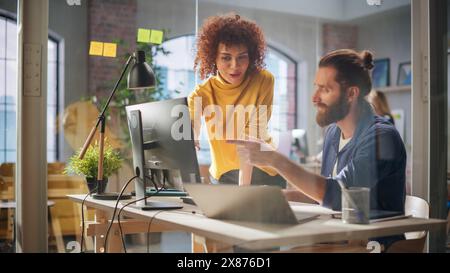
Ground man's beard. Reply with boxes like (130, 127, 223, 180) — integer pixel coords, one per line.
(315, 91, 351, 127)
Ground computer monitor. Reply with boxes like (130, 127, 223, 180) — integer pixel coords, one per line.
(126, 97, 201, 210)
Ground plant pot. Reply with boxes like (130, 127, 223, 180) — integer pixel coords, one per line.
(86, 177, 108, 194)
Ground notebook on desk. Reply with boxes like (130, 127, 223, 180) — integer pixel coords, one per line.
(183, 184, 319, 225)
(331, 210, 411, 223)
(369, 210, 412, 223)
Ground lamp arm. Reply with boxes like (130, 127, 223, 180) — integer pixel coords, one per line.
(78, 54, 135, 159)
(98, 54, 134, 118)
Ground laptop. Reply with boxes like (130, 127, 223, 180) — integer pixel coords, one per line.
(183, 184, 319, 225)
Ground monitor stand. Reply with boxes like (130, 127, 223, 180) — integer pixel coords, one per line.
(133, 200, 183, 210)
(92, 192, 132, 200)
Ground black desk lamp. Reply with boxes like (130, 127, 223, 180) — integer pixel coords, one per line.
(79, 50, 156, 200)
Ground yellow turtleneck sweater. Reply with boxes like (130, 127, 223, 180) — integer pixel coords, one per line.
(188, 69, 277, 180)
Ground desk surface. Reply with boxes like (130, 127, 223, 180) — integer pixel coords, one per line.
(68, 194, 446, 251)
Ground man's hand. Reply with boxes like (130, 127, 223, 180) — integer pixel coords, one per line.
(227, 139, 278, 168)
(230, 139, 326, 204)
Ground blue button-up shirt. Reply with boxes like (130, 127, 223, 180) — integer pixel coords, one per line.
(321, 102, 406, 213)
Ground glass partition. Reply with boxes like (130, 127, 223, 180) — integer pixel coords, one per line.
(0, 0, 419, 253)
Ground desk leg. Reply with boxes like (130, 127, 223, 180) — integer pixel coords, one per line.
(94, 210, 107, 253)
(107, 225, 123, 253)
(191, 234, 233, 253)
(191, 234, 207, 253)
(76, 203, 94, 252)
(93, 209, 123, 253)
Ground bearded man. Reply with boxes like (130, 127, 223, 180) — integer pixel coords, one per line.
(230, 49, 406, 250)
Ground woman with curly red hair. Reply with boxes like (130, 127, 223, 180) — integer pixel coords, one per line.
(188, 14, 286, 188)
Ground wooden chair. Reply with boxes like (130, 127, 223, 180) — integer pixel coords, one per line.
(0, 163, 14, 200)
(385, 195, 429, 253)
(0, 163, 15, 242)
(0, 162, 88, 252)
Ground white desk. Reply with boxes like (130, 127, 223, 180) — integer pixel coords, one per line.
(68, 194, 446, 252)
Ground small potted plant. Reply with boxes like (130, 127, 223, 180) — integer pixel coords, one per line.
(64, 141, 123, 193)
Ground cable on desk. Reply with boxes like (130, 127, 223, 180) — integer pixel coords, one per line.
(114, 195, 149, 253)
(103, 175, 138, 253)
(146, 210, 166, 253)
(117, 171, 164, 253)
(144, 172, 170, 252)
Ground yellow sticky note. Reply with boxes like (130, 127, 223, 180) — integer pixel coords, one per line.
(150, 30, 164, 44)
(137, 28, 151, 43)
(89, 41, 103, 56)
(103, 43, 117, 58)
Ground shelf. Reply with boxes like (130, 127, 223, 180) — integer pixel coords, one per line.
(377, 85, 411, 93)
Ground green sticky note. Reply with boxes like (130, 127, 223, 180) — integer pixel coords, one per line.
(137, 28, 151, 43)
(150, 29, 164, 44)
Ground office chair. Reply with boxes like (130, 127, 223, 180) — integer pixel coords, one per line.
(386, 195, 429, 253)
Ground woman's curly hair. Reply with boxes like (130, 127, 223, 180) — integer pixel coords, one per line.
(194, 13, 267, 80)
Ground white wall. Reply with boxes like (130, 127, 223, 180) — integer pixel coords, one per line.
(48, 0, 89, 161)
(354, 6, 411, 147)
(48, 0, 88, 106)
(0, 0, 14, 13)
(200, 0, 344, 20)
(354, 6, 412, 190)
(344, 0, 410, 20)
(200, 0, 411, 21)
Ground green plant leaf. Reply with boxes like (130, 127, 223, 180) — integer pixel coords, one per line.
(64, 141, 123, 179)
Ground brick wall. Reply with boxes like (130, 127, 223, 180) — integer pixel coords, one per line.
(322, 23, 358, 54)
(88, 0, 137, 97)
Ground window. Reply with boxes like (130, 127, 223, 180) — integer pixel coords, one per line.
(265, 50, 297, 132)
(47, 38, 59, 162)
(0, 14, 60, 163)
(154, 35, 297, 164)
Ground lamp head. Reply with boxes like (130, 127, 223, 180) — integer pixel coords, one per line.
(127, 50, 156, 90)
